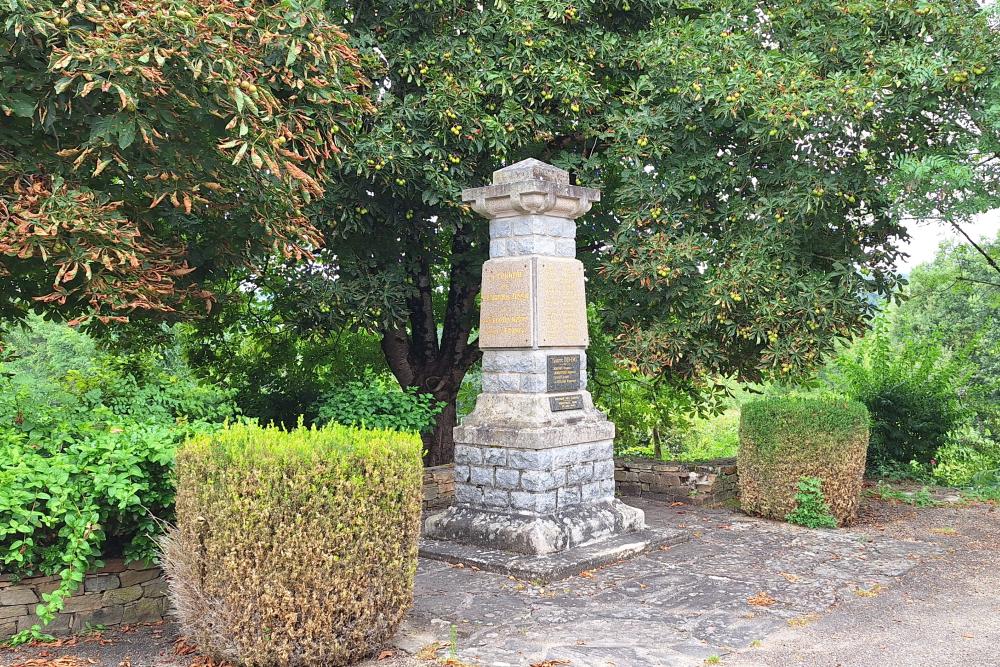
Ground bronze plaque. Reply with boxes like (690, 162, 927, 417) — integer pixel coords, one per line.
(535, 258, 588, 347)
(547, 354, 581, 393)
(549, 394, 584, 412)
(479, 257, 533, 348)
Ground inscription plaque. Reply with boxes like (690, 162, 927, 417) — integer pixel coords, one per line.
(479, 257, 533, 348)
(536, 258, 588, 347)
(546, 354, 581, 393)
(549, 394, 584, 412)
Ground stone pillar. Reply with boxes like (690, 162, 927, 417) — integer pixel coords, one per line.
(423, 159, 645, 556)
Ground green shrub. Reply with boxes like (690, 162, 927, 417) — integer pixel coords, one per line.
(932, 426, 1000, 488)
(315, 370, 444, 434)
(829, 325, 965, 468)
(738, 397, 869, 526)
(0, 317, 234, 642)
(785, 476, 838, 528)
(163, 422, 423, 666)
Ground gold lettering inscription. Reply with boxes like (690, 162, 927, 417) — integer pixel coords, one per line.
(479, 258, 533, 348)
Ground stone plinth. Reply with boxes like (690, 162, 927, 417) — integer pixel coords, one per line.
(423, 160, 651, 567)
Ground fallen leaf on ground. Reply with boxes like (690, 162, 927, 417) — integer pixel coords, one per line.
(854, 584, 884, 598)
(377, 649, 397, 660)
(931, 527, 957, 536)
(747, 591, 777, 607)
(579, 570, 595, 579)
(670, 502, 685, 507)
(787, 614, 820, 628)
(416, 642, 445, 660)
(780, 572, 801, 583)
(12, 658, 98, 667)
(174, 639, 199, 656)
(530, 660, 571, 667)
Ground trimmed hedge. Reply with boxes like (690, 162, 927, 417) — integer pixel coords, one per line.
(162, 422, 423, 666)
(738, 397, 870, 526)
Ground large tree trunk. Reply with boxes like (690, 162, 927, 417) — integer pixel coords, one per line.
(379, 224, 483, 466)
(424, 392, 459, 466)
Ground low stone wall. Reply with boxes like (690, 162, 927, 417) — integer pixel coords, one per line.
(0, 560, 168, 640)
(421, 457, 738, 509)
(423, 464, 456, 510)
(614, 457, 738, 505)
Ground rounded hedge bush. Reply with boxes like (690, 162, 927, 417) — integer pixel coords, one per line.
(737, 397, 870, 526)
(162, 422, 423, 666)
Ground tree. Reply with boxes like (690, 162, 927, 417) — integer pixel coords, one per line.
(0, 0, 368, 323)
(210, 0, 996, 465)
(890, 231, 1000, 433)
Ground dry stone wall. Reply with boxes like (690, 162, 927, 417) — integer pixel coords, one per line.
(0, 560, 167, 640)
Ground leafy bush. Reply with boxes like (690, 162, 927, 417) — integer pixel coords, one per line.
(0, 317, 234, 641)
(932, 426, 1000, 488)
(738, 397, 869, 526)
(785, 477, 838, 529)
(163, 422, 423, 666)
(829, 325, 966, 469)
(315, 371, 443, 434)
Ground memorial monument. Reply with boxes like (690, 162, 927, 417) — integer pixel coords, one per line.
(422, 159, 683, 579)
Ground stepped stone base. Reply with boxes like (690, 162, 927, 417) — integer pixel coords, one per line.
(423, 499, 645, 556)
(420, 525, 688, 582)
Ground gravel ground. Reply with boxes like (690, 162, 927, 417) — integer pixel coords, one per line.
(726, 497, 1000, 667)
(2, 492, 996, 667)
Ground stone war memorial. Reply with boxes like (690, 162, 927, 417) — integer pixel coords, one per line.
(423, 159, 686, 580)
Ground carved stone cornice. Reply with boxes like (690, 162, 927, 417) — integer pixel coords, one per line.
(462, 158, 601, 221)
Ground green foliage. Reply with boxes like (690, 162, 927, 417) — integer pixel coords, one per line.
(739, 396, 869, 525)
(315, 371, 444, 434)
(932, 426, 1000, 488)
(870, 481, 939, 507)
(0, 0, 367, 322)
(829, 323, 967, 468)
(164, 422, 423, 666)
(785, 476, 838, 529)
(0, 316, 234, 638)
(183, 312, 388, 427)
(891, 232, 1000, 435)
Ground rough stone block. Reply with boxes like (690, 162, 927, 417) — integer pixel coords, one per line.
(494, 467, 520, 489)
(103, 585, 143, 605)
(520, 469, 566, 492)
(98, 559, 127, 574)
(454, 445, 483, 465)
(482, 488, 511, 509)
(483, 350, 547, 374)
(469, 465, 494, 486)
(637, 472, 658, 484)
(0, 587, 38, 606)
(482, 372, 523, 393)
(480, 446, 508, 466)
(592, 459, 615, 481)
(122, 597, 165, 625)
(582, 481, 612, 502)
(569, 462, 595, 484)
(62, 593, 106, 613)
(85, 574, 120, 593)
(141, 579, 168, 599)
(18, 613, 71, 634)
(489, 218, 512, 239)
(453, 464, 471, 483)
(554, 238, 576, 257)
(510, 490, 558, 514)
(118, 567, 161, 588)
(72, 604, 124, 631)
(0, 605, 27, 620)
(0, 620, 17, 639)
(455, 483, 483, 506)
(557, 486, 582, 507)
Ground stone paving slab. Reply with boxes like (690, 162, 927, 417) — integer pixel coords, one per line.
(420, 527, 689, 582)
(397, 497, 938, 666)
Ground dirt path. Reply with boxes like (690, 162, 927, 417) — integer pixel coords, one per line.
(726, 499, 1000, 667)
